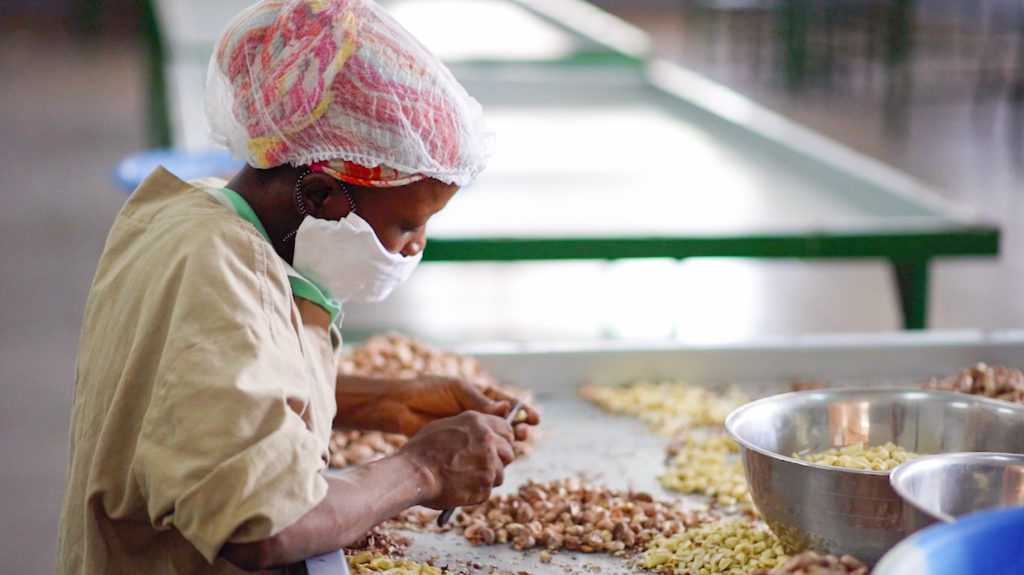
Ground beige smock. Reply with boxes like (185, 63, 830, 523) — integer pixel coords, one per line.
(58, 167, 341, 574)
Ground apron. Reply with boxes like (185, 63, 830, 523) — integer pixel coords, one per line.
(286, 550, 351, 575)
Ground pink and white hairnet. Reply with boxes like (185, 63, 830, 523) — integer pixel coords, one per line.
(203, 0, 493, 187)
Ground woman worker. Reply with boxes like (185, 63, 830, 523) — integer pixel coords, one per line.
(57, 0, 539, 572)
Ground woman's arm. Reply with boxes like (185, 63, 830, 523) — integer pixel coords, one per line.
(219, 451, 428, 570)
(220, 410, 516, 570)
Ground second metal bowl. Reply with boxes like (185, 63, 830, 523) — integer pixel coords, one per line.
(890, 451, 1024, 533)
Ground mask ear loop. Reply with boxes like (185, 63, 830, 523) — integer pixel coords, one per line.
(284, 168, 358, 243)
(283, 168, 313, 243)
(340, 182, 357, 214)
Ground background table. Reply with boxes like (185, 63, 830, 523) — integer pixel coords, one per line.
(137, 0, 999, 330)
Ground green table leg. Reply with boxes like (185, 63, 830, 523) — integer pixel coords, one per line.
(778, 0, 812, 91)
(891, 259, 928, 330)
(140, 0, 172, 148)
(74, 0, 103, 40)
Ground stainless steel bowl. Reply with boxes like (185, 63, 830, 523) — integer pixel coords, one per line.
(890, 452, 1024, 533)
(724, 389, 1024, 565)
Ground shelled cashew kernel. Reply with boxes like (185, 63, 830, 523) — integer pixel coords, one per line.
(456, 478, 707, 556)
(660, 431, 751, 509)
(749, 550, 868, 575)
(794, 442, 920, 472)
(579, 380, 748, 435)
(347, 551, 443, 575)
(638, 518, 787, 575)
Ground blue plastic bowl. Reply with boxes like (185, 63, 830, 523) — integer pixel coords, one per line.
(873, 505, 1024, 575)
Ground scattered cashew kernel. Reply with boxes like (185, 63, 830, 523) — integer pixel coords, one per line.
(579, 380, 748, 435)
(456, 478, 707, 556)
(749, 550, 869, 575)
(925, 362, 1024, 405)
(347, 551, 444, 575)
(660, 430, 751, 509)
(639, 518, 788, 575)
(345, 526, 410, 556)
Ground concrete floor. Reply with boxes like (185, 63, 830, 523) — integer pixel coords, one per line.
(2, 3, 1023, 572)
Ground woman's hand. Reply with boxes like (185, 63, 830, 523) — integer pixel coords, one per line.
(334, 374, 540, 437)
(388, 376, 540, 437)
(398, 411, 517, 509)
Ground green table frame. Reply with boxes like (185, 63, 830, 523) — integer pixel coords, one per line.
(421, 231, 998, 330)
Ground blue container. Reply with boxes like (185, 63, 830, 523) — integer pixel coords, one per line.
(873, 505, 1024, 575)
(112, 148, 244, 193)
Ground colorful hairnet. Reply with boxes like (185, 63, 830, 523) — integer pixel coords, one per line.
(204, 0, 493, 187)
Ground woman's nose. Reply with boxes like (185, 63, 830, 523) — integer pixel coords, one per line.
(400, 228, 427, 257)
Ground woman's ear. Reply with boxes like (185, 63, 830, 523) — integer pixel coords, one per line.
(298, 172, 337, 217)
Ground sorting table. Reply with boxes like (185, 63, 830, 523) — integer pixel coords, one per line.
(139, 0, 999, 329)
(329, 329, 1024, 574)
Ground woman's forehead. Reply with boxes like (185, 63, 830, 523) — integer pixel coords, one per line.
(358, 178, 458, 215)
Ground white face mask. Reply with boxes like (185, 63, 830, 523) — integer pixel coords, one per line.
(291, 212, 422, 303)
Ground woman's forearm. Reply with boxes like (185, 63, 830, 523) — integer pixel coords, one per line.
(333, 374, 407, 432)
(220, 452, 435, 570)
